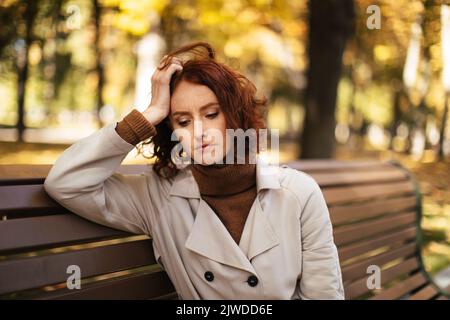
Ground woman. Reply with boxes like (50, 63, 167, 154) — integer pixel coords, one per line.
(44, 42, 344, 300)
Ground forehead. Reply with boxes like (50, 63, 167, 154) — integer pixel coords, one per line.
(170, 81, 218, 112)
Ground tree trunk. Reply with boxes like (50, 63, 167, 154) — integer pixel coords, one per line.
(439, 93, 448, 160)
(300, 0, 355, 158)
(93, 0, 104, 128)
(16, 1, 38, 142)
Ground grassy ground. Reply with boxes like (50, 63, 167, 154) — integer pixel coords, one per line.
(1, 139, 449, 278)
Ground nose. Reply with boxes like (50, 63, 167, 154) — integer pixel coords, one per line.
(193, 119, 205, 147)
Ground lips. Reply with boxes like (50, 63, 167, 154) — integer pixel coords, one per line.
(197, 143, 214, 150)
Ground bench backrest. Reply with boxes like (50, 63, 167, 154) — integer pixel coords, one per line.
(0, 165, 176, 299)
(285, 159, 438, 300)
(0, 161, 446, 299)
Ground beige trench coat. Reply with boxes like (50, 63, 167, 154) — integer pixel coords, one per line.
(44, 122, 345, 300)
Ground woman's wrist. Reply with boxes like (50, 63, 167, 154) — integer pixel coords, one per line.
(141, 106, 167, 126)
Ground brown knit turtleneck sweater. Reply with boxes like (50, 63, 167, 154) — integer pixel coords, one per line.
(189, 155, 257, 245)
(115, 109, 257, 245)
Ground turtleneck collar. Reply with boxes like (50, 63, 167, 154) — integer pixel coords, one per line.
(189, 150, 257, 197)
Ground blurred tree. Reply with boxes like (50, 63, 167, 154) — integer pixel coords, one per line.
(93, 0, 104, 127)
(300, 0, 355, 158)
(0, 0, 73, 131)
(40, 0, 66, 117)
(0, 1, 20, 58)
(16, 1, 39, 142)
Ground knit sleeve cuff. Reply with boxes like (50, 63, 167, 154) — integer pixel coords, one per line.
(115, 109, 157, 145)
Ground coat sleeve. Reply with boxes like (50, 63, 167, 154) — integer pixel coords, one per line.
(297, 176, 345, 300)
(44, 122, 160, 236)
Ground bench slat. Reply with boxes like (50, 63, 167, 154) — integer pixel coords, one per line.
(0, 184, 60, 214)
(0, 165, 149, 186)
(338, 226, 417, 261)
(285, 160, 389, 172)
(408, 284, 440, 300)
(330, 195, 417, 226)
(370, 272, 427, 300)
(323, 180, 415, 205)
(0, 239, 157, 294)
(0, 165, 53, 185)
(38, 270, 175, 300)
(334, 211, 417, 246)
(342, 242, 417, 283)
(151, 292, 179, 300)
(309, 169, 408, 187)
(344, 257, 420, 299)
(0, 214, 129, 253)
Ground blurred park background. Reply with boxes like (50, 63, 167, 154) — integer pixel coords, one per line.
(0, 0, 449, 291)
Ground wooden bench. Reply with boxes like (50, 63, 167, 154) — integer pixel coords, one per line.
(0, 160, 448, 300)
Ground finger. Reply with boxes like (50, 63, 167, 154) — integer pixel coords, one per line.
(160, 63, 183, 82)
(157, 60, 181, 71)
(160, 61, 183, 75)
(171, 60, 183, 68)
(166, 62, 183, 73)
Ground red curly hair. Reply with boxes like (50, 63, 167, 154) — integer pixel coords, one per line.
(138, 41, 268, 179)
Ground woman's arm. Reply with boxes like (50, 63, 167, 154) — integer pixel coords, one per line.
(44, 55, 183, 236)
(44, 109, 159, 235)
(297, 178, 345, 300)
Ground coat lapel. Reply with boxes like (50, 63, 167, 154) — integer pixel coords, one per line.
(184, 198, 256, 273)
(239, 157, 282, 261)
(237, 196, 280, 262)
(171, 155, 282, 272)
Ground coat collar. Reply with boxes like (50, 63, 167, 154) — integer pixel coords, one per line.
(169, 154, 282, 273)
(169, 154, 281, 199)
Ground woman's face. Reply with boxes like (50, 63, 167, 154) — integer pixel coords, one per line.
(169, 80, 230, 165)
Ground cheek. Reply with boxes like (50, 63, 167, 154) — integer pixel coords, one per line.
(204, 119, 227, 144)
(218, 116, 228, 148)
(211, 114, 227, 138)
(218, 113, 227, 128)
(173, 127, 194, 149)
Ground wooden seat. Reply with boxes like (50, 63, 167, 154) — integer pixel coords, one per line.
(0, 161, 448, 300)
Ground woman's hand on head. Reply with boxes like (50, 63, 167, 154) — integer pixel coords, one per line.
(142, 55, 183, 126)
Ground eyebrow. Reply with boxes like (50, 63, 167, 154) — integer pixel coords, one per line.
(171, 102, 219, 117)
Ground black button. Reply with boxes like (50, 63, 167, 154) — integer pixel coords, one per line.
(204, 271, 214, 282)
(247, 275, 258, 287)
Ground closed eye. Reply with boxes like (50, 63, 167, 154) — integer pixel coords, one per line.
(178, 120, 190, 127)
(177, 112, 218, 126)
(206, 112, 218, 119)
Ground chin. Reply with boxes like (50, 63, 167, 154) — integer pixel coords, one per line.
(191, 148, 226, 165)
(192, 150, 224, 165)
